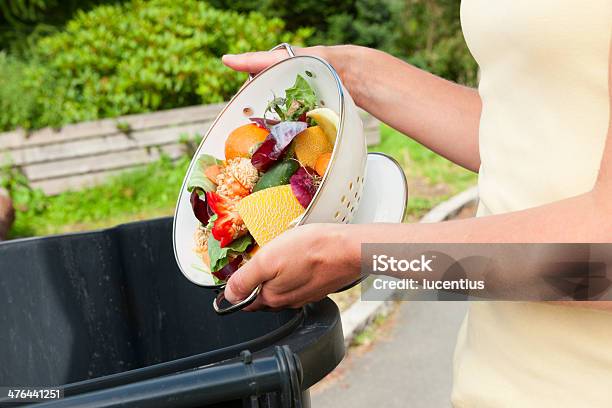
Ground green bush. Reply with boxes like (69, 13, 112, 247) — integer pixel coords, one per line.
(212, 0, 478, 86)
(3, 0, 309, 131)
(222, 0, 394, 50)
(0, 53, 40, 130)
(320, 0, 399, 51)
(0, 0, 122, 54)
(0, 0, 477, 132)
(393, 0, 478, 86)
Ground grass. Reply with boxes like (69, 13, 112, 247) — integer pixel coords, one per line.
(7, 125, 476, 238)
(9, 156, 190, 238)
(350, 305, 400, 347)
(371, 125, 477, 221)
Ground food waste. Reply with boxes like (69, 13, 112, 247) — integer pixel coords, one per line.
(187, 75, 340, 284)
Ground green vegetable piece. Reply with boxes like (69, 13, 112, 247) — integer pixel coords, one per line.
(284, 74, 317, 116)
(264, 74, 318, 121)
(187, 154, 220, 193)
(253, 160, 299, 192)
(208, 233, 253, 273)
(205, 214, 218, 231)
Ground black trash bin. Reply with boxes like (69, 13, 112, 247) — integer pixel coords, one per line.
(0, 217, 344, 407)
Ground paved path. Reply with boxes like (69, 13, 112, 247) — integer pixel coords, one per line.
(311, 301, 469, 408)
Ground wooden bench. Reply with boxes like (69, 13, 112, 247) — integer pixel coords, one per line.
(0, 104, 381, 195)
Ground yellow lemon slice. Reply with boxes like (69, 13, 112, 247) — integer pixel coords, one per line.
(238, 185, 305, 246)
(306, 108, 340, 145)
(294, 126, 333, 168)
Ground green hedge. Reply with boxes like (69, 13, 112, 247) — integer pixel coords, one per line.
(0, 0, 478, 133)
(0, 53, 40, 130)
(211, 0, 478, 86)
(1, 0, 309, 131)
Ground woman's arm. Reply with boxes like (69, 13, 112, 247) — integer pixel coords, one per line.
(223, 45, 482, 171)
(225, 147, 612, 311)
(224, 39, 612, 311)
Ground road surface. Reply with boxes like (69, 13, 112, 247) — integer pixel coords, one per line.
(311, 301, 469, 408)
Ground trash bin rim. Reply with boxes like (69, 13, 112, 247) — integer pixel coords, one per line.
(0, 216, 172, 247)
(63, 308, 305, 396)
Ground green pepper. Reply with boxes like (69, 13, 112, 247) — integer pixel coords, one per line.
(253, 160, 299, 192)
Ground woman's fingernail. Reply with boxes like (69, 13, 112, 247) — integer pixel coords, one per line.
(224, 283, 237, 303)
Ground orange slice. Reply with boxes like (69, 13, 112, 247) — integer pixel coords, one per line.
(314, 152, 332, 176)
(294, 126, 333, 168)
(225, 124, 269, 160)
(238, 185, 304, 246)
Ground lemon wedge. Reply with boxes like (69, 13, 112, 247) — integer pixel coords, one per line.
(306, 108, 340, 145)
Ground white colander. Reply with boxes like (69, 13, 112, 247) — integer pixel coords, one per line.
(174, 44, 374, 313)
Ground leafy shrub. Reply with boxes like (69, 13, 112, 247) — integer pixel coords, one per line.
(6, 0, 309, 130)
(0, 0, 122, 54)
(215, 0, 478, 86)
(0, 0, 478, 132)
(393, 0, 478, 86)
(0, 160, 47, 219)
(320, 0, 398, 51)
(220, 0, 391, 49)
(0, 53, 41, 130)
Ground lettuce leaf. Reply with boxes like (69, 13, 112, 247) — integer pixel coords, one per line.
(208, 233, 253, 273)
(205, 214, 217, 231)
(284, 74, 317, 116)
(187, 154, 220, 193)
(265, 74, 317, 121)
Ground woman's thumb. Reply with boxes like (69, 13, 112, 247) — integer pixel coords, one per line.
(224, 263, 263, 304)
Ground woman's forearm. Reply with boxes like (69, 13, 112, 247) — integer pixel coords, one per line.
(326, 45, 482, 172)
(354, 192, 609, 245)
(343, 189, 612, 310)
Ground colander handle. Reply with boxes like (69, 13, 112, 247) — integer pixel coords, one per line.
(248, 43, 296, 80)
(213, 274, 364, 314)
(213, 283, 262, 315)
(334, 275, 368, 293)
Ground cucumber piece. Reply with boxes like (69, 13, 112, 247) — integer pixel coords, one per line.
(253, 160, 299, 192)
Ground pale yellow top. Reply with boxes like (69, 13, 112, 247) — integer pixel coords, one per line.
(453, 1, 612, 407)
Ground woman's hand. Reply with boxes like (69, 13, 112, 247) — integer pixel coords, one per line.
(224, 223, 362, 310)
(222, 45, 351, 76)
(223, 44, 482, 172)
(222, 45, 362, 101)
(222, 45, 328, 76)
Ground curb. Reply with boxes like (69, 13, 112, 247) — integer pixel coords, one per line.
(420, 186, 479, 223)
(340, 186, 479, 345)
